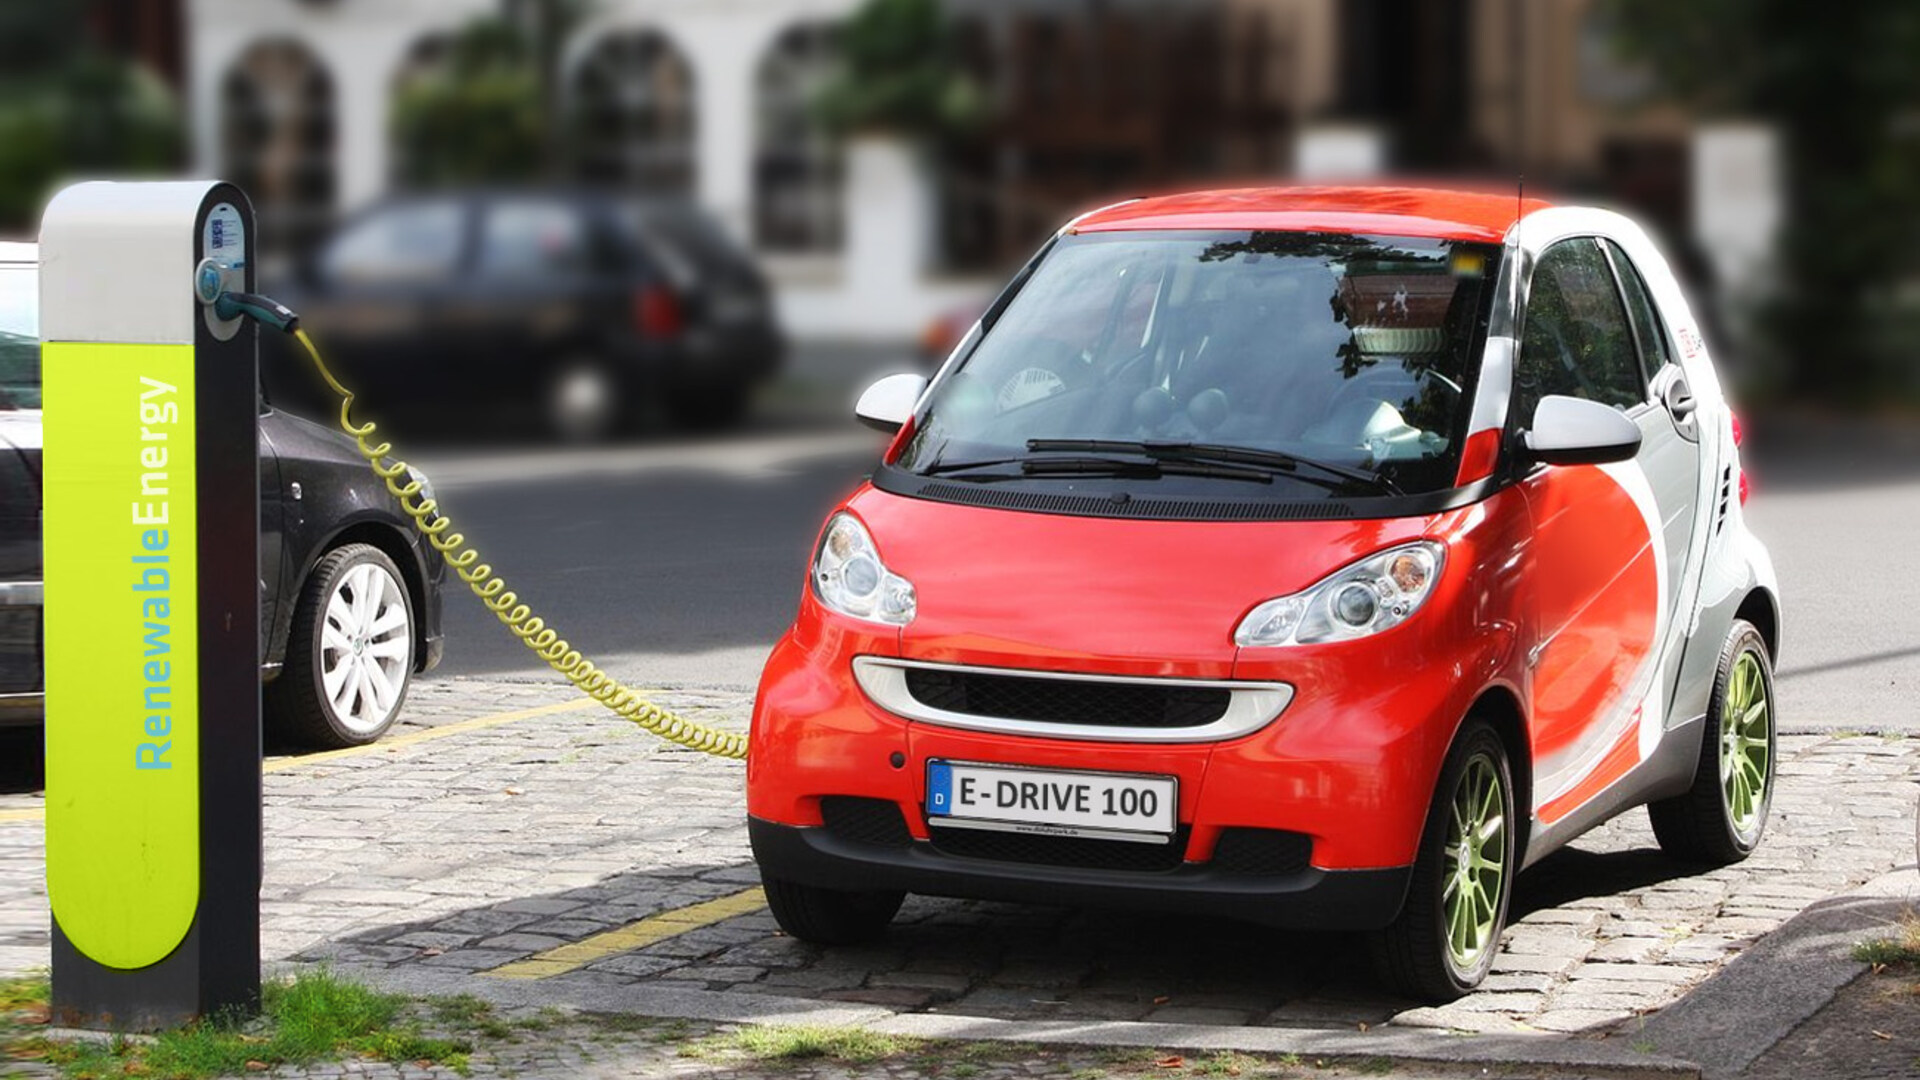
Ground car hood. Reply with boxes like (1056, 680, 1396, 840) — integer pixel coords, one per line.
(847, 484, 1435, 678)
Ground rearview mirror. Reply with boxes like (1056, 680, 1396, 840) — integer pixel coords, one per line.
(1524, 395, 1641, 466)
(854, 373, 928, 434)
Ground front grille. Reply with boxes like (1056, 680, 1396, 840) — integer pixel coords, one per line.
(1209, 828, 1313, 877)
(821, 796, 912, 848)
(929, 825, 1191, 872)
(904, 667, 1230, 729)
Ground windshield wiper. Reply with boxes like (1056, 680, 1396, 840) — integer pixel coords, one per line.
(1026, 439, 1404, 496)
(919, 452, 1272, 484)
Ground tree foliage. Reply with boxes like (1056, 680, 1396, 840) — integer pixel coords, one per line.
(1607, 0, 1920, 399)
(389, 1, 589, 187)
(812, 0, 984, 138)
(0, 5, 183, 232)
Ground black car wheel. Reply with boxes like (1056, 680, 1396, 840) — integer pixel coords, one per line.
(1648, 619, 1775, 864)
(547, 358, 624, 443)
(1371, 717, 1516, 1002)
(761, 873, 904, 945)
(267, 543, 415, 748)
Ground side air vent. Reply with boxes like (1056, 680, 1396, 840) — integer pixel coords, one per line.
(1714, 464, 1733, 535)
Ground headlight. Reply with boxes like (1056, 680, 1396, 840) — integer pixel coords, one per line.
(812, 513, 917, 626)
(1234, 541, 1444, 646)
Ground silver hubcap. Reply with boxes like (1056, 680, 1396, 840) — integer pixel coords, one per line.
(320, 562, 411, 734)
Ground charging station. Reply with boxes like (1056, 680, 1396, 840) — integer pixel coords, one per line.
(39, 181, 262, 1028)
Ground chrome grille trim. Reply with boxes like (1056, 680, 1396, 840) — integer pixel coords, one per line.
(852, 657, 1293, 743)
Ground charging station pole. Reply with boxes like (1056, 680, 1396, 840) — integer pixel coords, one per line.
(39, 181, 262, 1028)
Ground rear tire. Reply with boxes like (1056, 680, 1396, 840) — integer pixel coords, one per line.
(1648, 619, 1775, 865)
(546, 357, 625, 443)
(761, 873, 903, 945)
(1371, 718, 1516, 1002)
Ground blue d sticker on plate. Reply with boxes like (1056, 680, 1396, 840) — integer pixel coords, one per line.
(927, 760, 952, 815)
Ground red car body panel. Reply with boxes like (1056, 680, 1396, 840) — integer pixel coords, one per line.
(747, 482, 1610, 873)
(1073, 186, 1555, 243)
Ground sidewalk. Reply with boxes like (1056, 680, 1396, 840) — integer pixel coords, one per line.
(1, 674, 1915, 1079)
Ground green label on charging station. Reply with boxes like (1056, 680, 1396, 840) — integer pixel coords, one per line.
(44, 341, 200, 970)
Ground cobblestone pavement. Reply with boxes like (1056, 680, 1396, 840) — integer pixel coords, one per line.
(2, 675, 1916, 1051)
(0, 1008, 1668, 1080)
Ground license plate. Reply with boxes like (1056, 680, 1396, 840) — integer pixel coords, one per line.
(926, 761, 1177, 843)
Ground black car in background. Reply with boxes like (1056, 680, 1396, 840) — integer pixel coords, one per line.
(265, 190, 784, 441)
(0, 244, 445, 748)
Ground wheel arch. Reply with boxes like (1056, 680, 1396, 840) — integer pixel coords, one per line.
(1735, 587, 1781, 663)
(1465, 684, 1532, 867)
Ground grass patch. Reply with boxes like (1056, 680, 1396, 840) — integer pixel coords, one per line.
(3, 969, 473, 1079)
(690, 1024, 920, 1064)
(0, 972, 49, 1013)
(1195, 1050, 1262, 1076)
(1852, 910, 1920, 967)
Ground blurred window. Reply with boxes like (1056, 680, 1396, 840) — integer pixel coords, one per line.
(321, 204, 465, 285)
(0, 263, 40, 409)
(221, 39, 337, 260)
(477, 202, 588, 280)
(1602, 239, 1674, 384)
(571, 30, 697, 195)
(1516, 239, 1646, 424)
(754, 23, 842, 253)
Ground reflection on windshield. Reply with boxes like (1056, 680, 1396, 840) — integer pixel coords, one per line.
(898, 230, 1499, 497)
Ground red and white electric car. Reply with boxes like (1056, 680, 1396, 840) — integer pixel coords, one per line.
(746, 187, 1780, 1000)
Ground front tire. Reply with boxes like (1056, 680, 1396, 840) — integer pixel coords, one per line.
(1371, 718, 1516, 1002)
(761, 873, 904, 945)
(1648, 619, 1775, 864)
(267, 543, 416, 748)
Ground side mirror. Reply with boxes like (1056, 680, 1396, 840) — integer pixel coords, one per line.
(854, 373, 928, 434)
(1524, 394, 1642, 466)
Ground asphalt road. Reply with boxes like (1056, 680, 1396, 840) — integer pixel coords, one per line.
(413, 407, 1920, 733)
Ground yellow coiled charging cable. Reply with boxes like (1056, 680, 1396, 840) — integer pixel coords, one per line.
(291, 327, 750, 760)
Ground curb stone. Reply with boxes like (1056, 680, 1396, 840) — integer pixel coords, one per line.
(312, 961, 1702, 1077)
(1633, 867, 1919, 1079)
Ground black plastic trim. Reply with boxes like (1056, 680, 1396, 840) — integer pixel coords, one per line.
(871, 465, 1503, 523)
(750, 816, 1412, 930)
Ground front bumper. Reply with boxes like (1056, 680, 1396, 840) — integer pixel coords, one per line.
(749, 816, 1413, 930)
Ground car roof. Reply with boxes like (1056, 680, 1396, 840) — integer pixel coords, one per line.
(1071, 186, 1554, 244)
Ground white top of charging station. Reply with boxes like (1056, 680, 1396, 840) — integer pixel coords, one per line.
(39, 180, 227, 346)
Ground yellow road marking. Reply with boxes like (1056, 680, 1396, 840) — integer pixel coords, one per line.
(0, 694, 608, 826)
(263, 696, 601, 774)
(486, 887, 768, 980)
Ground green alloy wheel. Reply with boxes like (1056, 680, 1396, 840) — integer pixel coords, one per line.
(1650, 618, 1776, 864)
(1443, 754, 1509, 973)
(1373, 719, 1515, 1001)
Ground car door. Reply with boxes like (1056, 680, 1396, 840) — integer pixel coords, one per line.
(258, 411, 285, 668)
(1512, 237, 1674, 815)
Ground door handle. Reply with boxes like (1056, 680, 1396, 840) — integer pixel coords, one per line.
(1663, 378, 1697, 418)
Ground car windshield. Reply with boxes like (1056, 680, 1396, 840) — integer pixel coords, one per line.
(896, 230, 1501, 497)
(0, 262, 39, 410)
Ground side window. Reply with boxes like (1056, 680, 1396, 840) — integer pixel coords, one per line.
(1515, 238, 1645, 425)
(320, 203, 466, 286)
(1602, 239, 1673, 384)
(476, 201, 589, 281)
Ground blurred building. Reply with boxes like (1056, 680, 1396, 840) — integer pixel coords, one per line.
(182, 0, 1775, 341)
